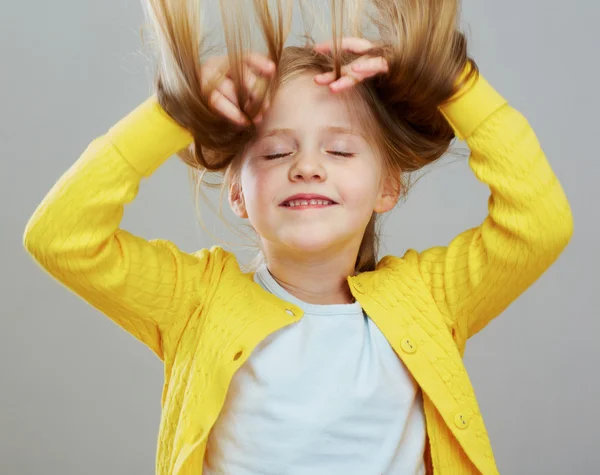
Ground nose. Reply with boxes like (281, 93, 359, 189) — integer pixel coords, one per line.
(289, 154, 326, 182)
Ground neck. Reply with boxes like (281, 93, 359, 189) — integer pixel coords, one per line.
(263, 246, 359, 305)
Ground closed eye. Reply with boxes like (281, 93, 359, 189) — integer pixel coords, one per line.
(265, 152, 292, 160)
(328, 151, 355, 157)
(265, 151, 354, 159)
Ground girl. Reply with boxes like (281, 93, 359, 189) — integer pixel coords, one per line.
(23, 0, 573, 474)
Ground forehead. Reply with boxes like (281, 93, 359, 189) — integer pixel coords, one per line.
(261, 73, 367, 133)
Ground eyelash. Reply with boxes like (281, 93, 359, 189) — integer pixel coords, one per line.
(330, 151, 355, 158)
(265, 152, 291, 160)
(265, 151, 355, 160)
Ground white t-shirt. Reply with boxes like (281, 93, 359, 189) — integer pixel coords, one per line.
(203, 265, 426, 475)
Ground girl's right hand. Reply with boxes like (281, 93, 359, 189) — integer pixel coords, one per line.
(201, 54, 276, 126)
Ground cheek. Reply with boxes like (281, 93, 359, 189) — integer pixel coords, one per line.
(338, 163, 382, 207)
(241, 164, 279, 211)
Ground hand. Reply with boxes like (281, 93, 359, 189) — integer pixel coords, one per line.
(313, 37, 389, 92)
(201, 53, 275, 126)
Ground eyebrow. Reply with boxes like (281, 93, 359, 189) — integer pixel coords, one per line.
(260, 125, 365, 139)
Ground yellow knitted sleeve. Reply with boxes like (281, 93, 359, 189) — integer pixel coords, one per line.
(406, 71, 573, 341)
(23, 97, 217, 359)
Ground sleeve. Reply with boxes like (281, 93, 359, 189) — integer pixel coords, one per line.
(404, 66, 573, 341)
(23, 96, 217, 359)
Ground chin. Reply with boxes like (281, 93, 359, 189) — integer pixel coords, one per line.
(287, 240, 336, 255)
(257, 219, 361, 256)
(278, 230, 348, 256)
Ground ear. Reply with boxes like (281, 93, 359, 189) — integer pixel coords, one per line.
(229, 182, 248, 219)
(374, 173, 401, 214)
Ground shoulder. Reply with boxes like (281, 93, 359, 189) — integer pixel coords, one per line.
(189, 245, 252, 290)
(192, 245, 236, 262)
(376, 248, 433, 272)
(372, 249, 448, 296)
(190, 245, 243, 274)
(370, 251, 426, 287)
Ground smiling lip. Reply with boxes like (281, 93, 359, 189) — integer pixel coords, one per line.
(280, 193, 338, 209)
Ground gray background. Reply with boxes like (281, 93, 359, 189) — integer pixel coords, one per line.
(1, 1, 598, 474)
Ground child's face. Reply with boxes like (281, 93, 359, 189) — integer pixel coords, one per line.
(231, 73, 397, 258)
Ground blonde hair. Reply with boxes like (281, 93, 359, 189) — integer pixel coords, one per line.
(141, 0, 478, 273)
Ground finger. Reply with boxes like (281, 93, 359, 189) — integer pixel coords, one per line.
(314, 37, 375, 55)
(209, 90, 249, 126)
(216, 77, 239, 106)
(329, 75, 359, 92)
(243, 68, 259, 97)
(261, 95, 271, 113)
(314, 63, 359, 84)
(224, 66, 258, 105)
(315, 64, 364, 89)
(252, 94, 272, 124)
(244, 53, 276, 76)
(351, 56, 389, 75)
(314, 71, 337, 85)
(243, 70, 264, 119)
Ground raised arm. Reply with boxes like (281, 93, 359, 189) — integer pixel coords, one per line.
(23, 97, 222, 359)
(405, 68, 573, 342)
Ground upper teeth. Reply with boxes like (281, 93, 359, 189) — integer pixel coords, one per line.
(286, 199, 333, 207)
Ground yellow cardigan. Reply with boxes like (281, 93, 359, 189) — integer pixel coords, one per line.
(24, 71, 572, 474)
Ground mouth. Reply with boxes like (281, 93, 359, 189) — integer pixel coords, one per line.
(280, 194, 338, 209)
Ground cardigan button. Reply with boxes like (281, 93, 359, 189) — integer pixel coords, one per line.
(233, 350, 244, 361)
(400, 337, 417, 354)
(454, 412, 469, 429)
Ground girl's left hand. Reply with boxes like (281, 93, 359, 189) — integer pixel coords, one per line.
(313, 37, 389, 92)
